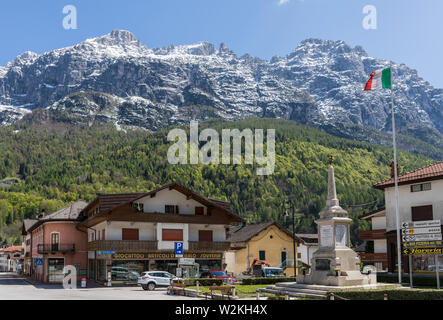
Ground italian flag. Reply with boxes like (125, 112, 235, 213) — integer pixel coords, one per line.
(364, 67, 391, 90)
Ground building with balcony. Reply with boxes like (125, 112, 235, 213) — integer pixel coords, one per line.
(373, 161, 443, 273)
(78, 183, 243, 283)
(358, 208, 388, 271)
(25, 200, 88, 283)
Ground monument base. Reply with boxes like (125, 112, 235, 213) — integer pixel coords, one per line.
(296, 270, 375, 286)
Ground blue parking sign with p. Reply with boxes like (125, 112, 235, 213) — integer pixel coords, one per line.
(175, 242, 183, 256)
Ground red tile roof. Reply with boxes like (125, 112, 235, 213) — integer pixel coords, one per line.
(0, 246, 22, 253)
(374, 162, 443, 190)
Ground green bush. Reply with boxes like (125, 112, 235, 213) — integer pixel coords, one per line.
(241, 277, 295, 285)
(179, 278, 224, 286)
(377, 274, 443, 287)
(330, 289, 443, 300)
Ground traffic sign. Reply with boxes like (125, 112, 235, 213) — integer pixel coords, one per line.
(34, 258, 43, 266)
(403, 240, 443, 248)
(402, 247, 442, 255)
(402, 233, 442, 242)
(175, 242, 183, 257)
(402, 227, 441, 235)
(401, 220, 441, 229)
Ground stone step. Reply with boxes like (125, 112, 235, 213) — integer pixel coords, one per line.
(273, 283, 330, 293)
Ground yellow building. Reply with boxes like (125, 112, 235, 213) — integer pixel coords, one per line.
(225, 222, 302, 277)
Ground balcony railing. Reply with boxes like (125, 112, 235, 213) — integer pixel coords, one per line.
(188, 241, 230, 251)
(37, 244, 75, 254)
(359, 229, 387, 240)
(87, 240, 158, 252)
(359, 252, 388, 262)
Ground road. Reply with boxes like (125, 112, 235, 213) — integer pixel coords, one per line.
(0, 272, 200, 300)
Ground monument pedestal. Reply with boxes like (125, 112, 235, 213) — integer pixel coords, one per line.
(297, 164, 372, 287)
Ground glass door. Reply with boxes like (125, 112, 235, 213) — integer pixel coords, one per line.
(51, 233, 59, 251)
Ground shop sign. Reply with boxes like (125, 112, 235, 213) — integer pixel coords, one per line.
(179, 258, 195, 265)
(402, 247, 442, 255)
(403, 240, 442, 248)
(111, 252, 223, 260)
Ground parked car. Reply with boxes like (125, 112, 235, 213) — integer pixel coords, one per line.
(199, 270, 237, 284)
(138, 271, 178, 291)
(111, 267, 140, 281)
(262, 267, 286, 277)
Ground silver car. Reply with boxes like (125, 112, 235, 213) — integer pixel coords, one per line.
(137, 271, 178, 291)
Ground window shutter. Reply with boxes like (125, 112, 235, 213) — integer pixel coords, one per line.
(162, 229, 183, 241)
(198, 230, 213, 242)
(122, 228, 139, 240)
(411, 205, 433, 221)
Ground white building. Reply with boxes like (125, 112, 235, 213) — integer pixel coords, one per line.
(79, 182, 243, 282)
(373, 162, 443, 273)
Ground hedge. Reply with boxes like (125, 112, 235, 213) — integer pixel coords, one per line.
(177, 278, 224, 286)
(241, 277, 295, 285)
(377, 274, 443, 287)
(330, 289, 443, 300)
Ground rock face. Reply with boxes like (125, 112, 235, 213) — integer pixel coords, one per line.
(1, 30, 442, 147)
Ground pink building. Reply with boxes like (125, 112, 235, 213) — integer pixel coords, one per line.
(25, 201, 88, 283)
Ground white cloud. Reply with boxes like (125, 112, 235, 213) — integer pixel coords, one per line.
(278, 0, 290, 5)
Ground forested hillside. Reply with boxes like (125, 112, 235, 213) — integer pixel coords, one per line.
(0, 118, 433, 245)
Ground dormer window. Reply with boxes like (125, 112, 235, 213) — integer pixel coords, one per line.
(195, 207, 204, 215)
(411, 183, 431, 193)
(165, 205, 179, 214)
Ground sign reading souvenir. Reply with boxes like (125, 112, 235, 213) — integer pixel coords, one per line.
(111, 252, 222, 260)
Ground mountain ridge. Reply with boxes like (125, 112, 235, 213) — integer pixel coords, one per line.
(1, 30, 442, 158)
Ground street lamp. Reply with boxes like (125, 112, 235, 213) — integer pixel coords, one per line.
(284, 201, 298, 276)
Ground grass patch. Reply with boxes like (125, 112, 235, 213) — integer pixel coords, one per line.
(188, 284, 268, 299)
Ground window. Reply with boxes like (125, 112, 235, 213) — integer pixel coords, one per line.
(259, 250, 266, 260)
(51, 233, 59, 251)
(195, 207, 204, 215)
(411, 205, 433, 221)
(162, 229, 183, 241)
(122, 228, 139, 241)
(198, 230, 213, 242)
(411, 183, 431, 193)
(102, 229, 105, 240)
(165, 205, 179, 214)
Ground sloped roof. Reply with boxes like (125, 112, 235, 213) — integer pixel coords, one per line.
(81, 182, 242, 222)
(228, 222, 299, 243)
(374, 162, 443, 190)
(360, 208, 386, 220)
(27, 200, 88, 232)
(42, 200, 88, 220)
(0, 246, 22, 253)
(295, 233, 318, 244)
(21, 219, 38, 235)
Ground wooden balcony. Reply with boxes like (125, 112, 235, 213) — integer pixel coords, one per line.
(359, 229, 387, 240)
(87, 240, 158, 252)
(188, 241, 230, 252)
(359, 253, 388, 263)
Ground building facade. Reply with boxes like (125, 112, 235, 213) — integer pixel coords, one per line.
(78, 183, 243, 283)
(295, 234, 319, 268)
(26, 201, 88, 283)
(374, 162, 443, 273)
(0, 246, 22, 272)
(225, 222, 303, 276)
(358, 208, 388, 271)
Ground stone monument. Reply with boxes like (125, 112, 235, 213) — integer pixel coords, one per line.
(296, 155, 373, 286)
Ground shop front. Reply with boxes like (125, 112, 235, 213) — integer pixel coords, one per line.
(88, 251, 223, 284)
(47, 258, 65, 283)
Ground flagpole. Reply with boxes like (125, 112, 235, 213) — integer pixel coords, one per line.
(390, 63, 402, 284)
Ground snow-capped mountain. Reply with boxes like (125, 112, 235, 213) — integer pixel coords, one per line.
(1, 30, 442, 151)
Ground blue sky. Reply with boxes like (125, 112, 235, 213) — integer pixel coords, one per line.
(1, 0, 442, 87)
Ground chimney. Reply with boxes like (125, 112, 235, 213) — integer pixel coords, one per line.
(390, 162, 400, 178)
